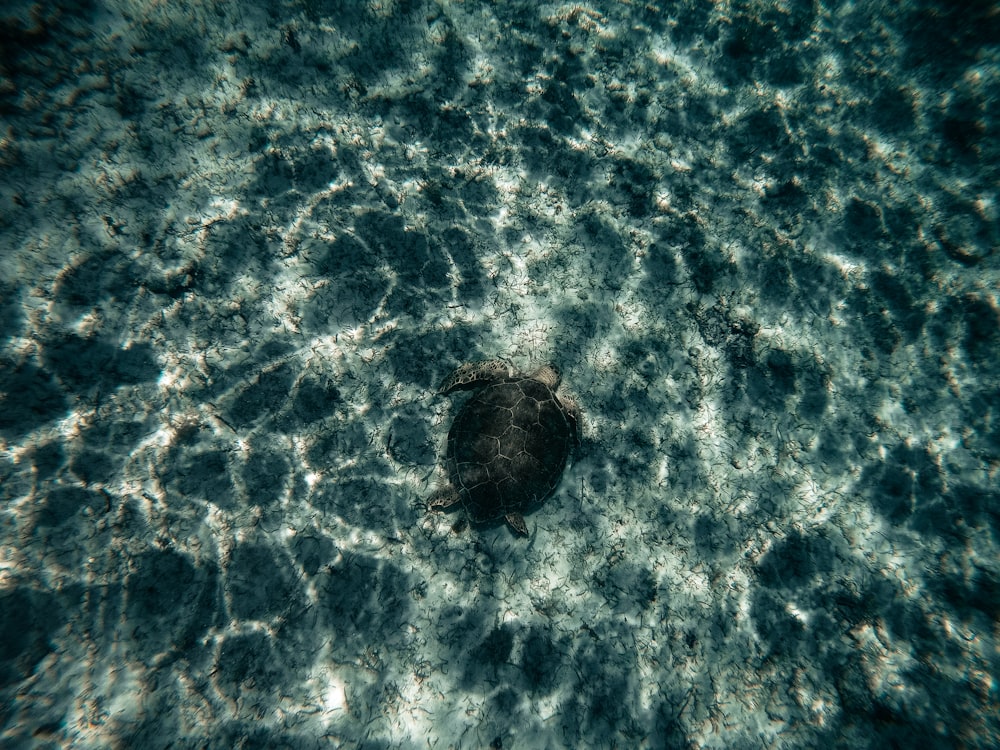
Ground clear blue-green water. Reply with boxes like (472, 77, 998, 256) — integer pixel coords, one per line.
(1, 1, 997, 748)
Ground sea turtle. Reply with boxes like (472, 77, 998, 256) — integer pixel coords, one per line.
(428, 359, 581, 536)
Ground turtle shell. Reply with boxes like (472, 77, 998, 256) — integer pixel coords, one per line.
(445, 377, 574, 524)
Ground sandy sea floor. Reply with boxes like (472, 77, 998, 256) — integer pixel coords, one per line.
(1, 0, 998, 748)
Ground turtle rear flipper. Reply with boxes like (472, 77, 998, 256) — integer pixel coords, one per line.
(438, 359, 513, 394)
(505, 513, 528, 536)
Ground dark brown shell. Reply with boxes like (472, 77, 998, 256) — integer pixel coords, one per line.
(446, 377, 574, 524)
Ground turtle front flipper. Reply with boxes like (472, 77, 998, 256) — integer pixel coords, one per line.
(438, 359, 513, 394)
(429, 487, 462, 511)
(505, 513, 528, 536)
(558, 393, 584, 447)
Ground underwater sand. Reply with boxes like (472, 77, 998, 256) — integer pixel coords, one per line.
(1, 1, 998, 748)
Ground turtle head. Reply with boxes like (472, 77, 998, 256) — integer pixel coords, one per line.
(532, 363, 561, 389)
